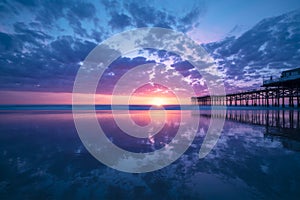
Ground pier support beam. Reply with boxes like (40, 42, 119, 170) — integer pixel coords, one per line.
(282, 89, 285, 107)
(297, 88, 300, 108)
(266, 89, 269, 107)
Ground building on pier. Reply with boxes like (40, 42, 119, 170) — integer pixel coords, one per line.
(263, 67, 300, 87)
(191, 68, 300, 107)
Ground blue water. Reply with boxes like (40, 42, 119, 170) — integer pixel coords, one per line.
(0, 108, 300, 199)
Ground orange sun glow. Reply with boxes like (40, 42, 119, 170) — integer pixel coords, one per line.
(151, 97, 166, 106)
(128, 83, 178, 105)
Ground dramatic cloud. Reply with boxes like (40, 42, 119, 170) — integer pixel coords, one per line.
(104, 0, 205, 31)
(0, 0, 298, 98)
(109, 13, 132, 30)
(0, 0, 206, 93)
(204, 9, 300, 92)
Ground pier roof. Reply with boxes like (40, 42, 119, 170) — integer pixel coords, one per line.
(263, 67, 300, 87)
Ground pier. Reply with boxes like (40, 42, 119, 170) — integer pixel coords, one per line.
(192, 68, 300, 108)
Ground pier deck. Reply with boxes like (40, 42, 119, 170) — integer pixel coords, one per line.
(192, 68, 300, 108)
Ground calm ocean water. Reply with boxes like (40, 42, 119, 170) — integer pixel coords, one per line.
(0, 107, 300, 199)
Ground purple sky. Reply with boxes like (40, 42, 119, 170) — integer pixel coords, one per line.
(0, 0, 299, 104)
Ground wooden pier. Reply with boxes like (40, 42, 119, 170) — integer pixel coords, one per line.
(192, 68, 300, 108)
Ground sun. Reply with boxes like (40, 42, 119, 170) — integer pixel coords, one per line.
(152, 97, 165, 106)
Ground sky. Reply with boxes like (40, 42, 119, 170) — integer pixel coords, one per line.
(0, 0, 299, 105)
(188, 0, 300, 42)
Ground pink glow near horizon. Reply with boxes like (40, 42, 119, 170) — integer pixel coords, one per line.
(0, 91, 191, 105)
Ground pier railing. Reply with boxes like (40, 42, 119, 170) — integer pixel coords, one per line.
(192, 87, 300, 108)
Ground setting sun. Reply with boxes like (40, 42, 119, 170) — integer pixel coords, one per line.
(152, 97, 165, 106)
(127, 83, 180, 105)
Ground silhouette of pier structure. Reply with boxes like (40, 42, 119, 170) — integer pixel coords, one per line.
(200, 109, 300, 147)
(192, 68, 300, 108)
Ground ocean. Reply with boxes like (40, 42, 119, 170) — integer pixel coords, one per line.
(0, 106, 299, 199)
